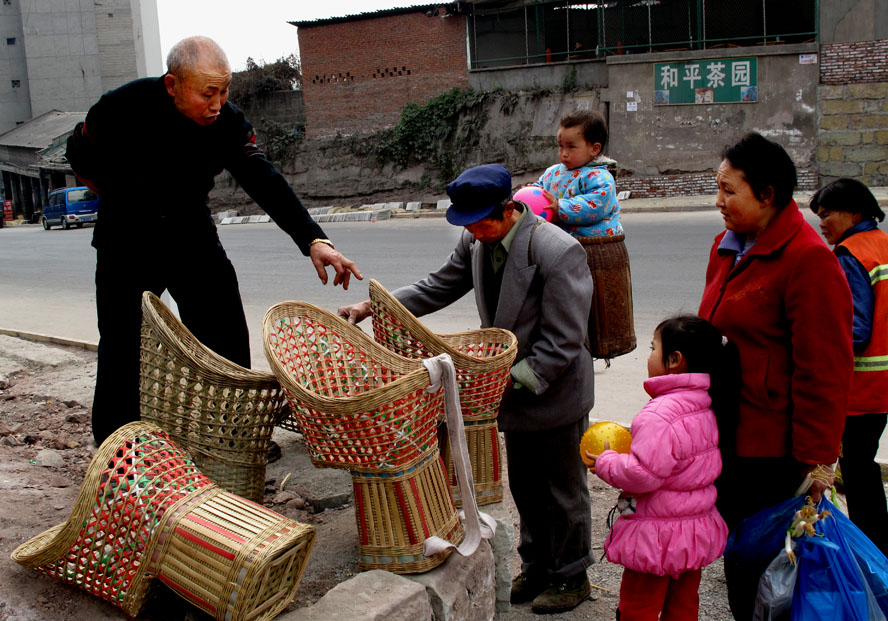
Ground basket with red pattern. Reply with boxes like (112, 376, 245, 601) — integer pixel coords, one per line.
(368, 279, 517, 506)
(263, 301, 463, 573)
(11, 422, 315, 621)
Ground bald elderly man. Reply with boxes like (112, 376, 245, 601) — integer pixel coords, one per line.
(66, 36, 362, 444)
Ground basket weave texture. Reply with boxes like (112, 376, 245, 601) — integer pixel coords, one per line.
(576, 234, 637, 359)
(139, 291, 286, 502)
(263, 301, 463, 573)
(368, 279, 517, 506)
(10, 422, 315, 621)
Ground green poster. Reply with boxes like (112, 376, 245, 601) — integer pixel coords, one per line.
(654, 57, 757, 105)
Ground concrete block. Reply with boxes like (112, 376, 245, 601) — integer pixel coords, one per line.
(847, 83, 888, 100)
(818, 84, 844, 100)
(258, 215, 271, 223)
(385, 202, 403, 210)
(247, 215, 264, 223)
(819, 131, 861, 147)
(372, 209, 392, 221)
(820, 100, 865, 115)
(220, 217, 234, 225)
(844, 145, 888, 163)
(307, 207, 333, 216)
(408, 540, 496, 621)
(437, 199, 451, 210)
(232, 216, 247, 224)
(280, 570, 432, 621)
(849, 114, 888, 130)
(481, 504, 516, 614)
(359, 204, 375, 211)
(406, 202, 422, 211)
(820, 116, 848, 131)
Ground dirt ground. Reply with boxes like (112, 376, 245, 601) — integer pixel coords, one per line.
(0, 335, 735, 620)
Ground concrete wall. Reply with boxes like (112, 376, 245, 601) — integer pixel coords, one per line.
(21, 0, 103, 116)
(820, 0, 888, 44)
(468, 58, 608, 92)
(132, 0, 161, 77)
(241, 89, 306, 127)
(0, 1, 32, 132)
(94, 0, 139, 93)
(602, 43, 820, 189)
(298, 9, 469, 138)
(2, 0, 157, 126)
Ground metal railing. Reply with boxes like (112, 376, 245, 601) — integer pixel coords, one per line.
(468, 0, 818, 69)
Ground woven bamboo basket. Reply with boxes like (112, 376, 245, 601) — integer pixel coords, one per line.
(368, 279, 517, 506)
(263, 301, 464, 573)
(576, 234, 637, 360)
(10, 422, 315, 621)
(139, 291, 287, 502)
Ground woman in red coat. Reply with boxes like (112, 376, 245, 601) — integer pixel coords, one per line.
(698, 133, 854, 620)
(809, 178, 888, 556)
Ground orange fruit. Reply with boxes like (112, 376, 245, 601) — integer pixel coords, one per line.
(579, 421, 632, 459)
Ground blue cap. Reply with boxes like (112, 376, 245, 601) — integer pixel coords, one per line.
(445, 164, 512, 226)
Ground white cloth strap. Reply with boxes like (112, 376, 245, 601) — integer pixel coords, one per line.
(421, 354, 496, 558)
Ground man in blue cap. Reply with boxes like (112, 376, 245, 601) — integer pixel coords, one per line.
(339, 163, 596, 613)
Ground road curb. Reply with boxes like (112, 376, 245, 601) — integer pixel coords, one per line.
(0, 328, 98, 352)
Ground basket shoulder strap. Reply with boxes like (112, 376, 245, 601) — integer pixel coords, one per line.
(526, 219, 543, 266)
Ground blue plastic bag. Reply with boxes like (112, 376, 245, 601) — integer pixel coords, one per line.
(817, 498, 888, 617)
(791, 498, 887, 621)
(724, 495, 807, 568)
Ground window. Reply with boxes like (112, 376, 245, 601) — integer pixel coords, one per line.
(11, 79, 20, 88)
(6, 37, 15, 46)
(67, 189, 97, 203)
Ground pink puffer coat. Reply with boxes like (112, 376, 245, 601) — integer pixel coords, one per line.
(595, 373, 728, 577)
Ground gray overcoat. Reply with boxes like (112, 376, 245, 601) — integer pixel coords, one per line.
(394, 212, 595, 432)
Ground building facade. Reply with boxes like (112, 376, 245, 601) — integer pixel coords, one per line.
(294, 5, 469, 138)
(294, 0, 888, 193)
(0, 0, 161, 134)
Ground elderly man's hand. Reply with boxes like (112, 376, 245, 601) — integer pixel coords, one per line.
(310, 242, 363, 290)
(337, 300, 371, 324)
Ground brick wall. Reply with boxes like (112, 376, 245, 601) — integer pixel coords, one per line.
(298, 10, 468, 138)
(615, 169, 818, 200)
(821, 40, 888, 85)
(817, 40, 888, 187)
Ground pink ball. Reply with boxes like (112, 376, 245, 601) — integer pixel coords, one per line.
(514, 186, 554, 221)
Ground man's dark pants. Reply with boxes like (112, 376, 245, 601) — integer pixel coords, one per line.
(505, 414, 593, 583)
(91, 236, 250, 444)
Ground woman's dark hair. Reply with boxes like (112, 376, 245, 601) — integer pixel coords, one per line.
(809, 177, 885, 222)
(560, 110, 608, 151)
(656, 314, 740, 457)
(721, 132, 797, 210)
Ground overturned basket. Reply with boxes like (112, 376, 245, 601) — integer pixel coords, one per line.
(139, 291, 287, 502)
(369, 280, 517, 506)
(263, 301, 463, 573)
(11, 422, 315, 621)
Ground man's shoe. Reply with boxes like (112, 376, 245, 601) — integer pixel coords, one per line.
(530, 573, 591, 614)
(510, 572, 550, 604)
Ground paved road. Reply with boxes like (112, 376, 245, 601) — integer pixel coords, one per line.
(2, 210, 885, 462)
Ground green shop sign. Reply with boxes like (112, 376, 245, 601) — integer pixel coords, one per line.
(654, 57, 757, 105)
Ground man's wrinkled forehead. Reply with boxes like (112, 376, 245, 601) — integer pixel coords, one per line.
(182, 62, 231, 89)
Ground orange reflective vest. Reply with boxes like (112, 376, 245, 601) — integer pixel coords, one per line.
(839, 229, 888, 415)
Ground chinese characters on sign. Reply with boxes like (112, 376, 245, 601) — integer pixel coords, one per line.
(654, 57, 757, 105)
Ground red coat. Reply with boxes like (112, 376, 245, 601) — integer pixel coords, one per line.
(699, 202, 853, 465)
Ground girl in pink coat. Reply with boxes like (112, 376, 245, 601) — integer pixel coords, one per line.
(584, 315, 736, 620)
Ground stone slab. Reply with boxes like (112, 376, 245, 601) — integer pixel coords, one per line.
(280, 570, 432, 621)
(406, 202, 422, 211)
(407, 539, 496, 621)
(436, 199, 451, 210)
